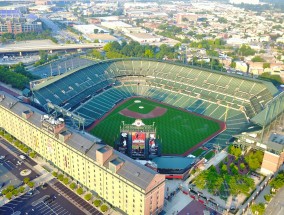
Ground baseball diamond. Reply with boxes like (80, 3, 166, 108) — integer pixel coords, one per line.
(88, 97, 224, 155)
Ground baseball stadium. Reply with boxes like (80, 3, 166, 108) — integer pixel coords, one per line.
(30, 58, 280, 159)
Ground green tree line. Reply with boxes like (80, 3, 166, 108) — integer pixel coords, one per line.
(0, 63, 39, 89)
(100, 41, 178, 60)
(1, 30, 57, 43)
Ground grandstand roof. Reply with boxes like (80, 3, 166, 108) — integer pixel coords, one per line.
(251, 91, 284, 127)
(0, 91, 159, 190)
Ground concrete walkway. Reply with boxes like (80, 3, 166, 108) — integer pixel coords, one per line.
(164, 191, 192, 215)
(264, 187, 284, 215)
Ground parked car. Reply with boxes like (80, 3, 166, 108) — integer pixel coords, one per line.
(41, 183, 48, 189)
(19, 155, 26, 160)
(43, 196, 54, 205)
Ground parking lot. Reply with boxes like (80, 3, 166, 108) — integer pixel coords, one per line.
(0, 140, 38, 191)
(0, 185, 85, 215)
(51, 179, 102, 215)
(0, 138, 37, 166)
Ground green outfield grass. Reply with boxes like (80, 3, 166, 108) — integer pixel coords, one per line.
(90, 98, 222, 155)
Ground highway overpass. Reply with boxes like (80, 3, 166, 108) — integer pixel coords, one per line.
(0, 43, 104, 54)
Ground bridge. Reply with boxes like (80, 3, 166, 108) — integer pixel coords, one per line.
(0, 42, 104, 54)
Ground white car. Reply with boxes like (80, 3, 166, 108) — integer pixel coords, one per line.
(19, 155, 26, 160)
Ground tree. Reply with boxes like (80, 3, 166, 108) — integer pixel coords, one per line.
(221, 164, 228, 174)
(103, 43, 112, 52)
(27, 182, 34, 188)
(245, 150, 264, 171)
(84, 193, 92, 201)
(58, 174, 64, 181)
(94, 29, 99, 34)
(194, 171, 207, 189)
(18, 186, 25, 193)
(251, 203, 265, 215)
(94, 199, 102, 207)
(238, 45, 256, 56)
(230, 61, 236, 68)
(77, 187, 84, 195)
(263, 63, 270, 69)
(144, 49, 154, 58)
(30, 151, 36, 158)
(231, 165, 239, 175)
(70, 182, 77, 190)
(260, 72, 283, 84)
(100, 205, 109, 212)
(251, 56, 265, 62)
(264, 194, 272, 202)
(23, 177, 30, 184)
(228, 145, 242, 158)
(39, 50, 48, 61)
(270, 171, 284, 189)
(91, 49, 103, 59)
(6, 185, 15, 192)
(206, 50, 219, 57)
(23, 147, 29, 153)
(63, 178, 69, 185)
(218, 17, 228, 23)
(240, 163, 246, 170)
(12, 189, 19, 196)
(5, 192, 13, 200)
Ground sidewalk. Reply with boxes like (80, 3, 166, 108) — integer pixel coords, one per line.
(164, 191, 192, 215)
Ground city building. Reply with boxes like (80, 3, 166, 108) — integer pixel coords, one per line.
(73, 24, 109, 34)
(0, 92, 165, 215)
(101, 21, 132, 30)
(85, 34, 118, 43)
(0, 17, 42, 35)
(125, 33, 161, 44)
(175, 13, 198, 24)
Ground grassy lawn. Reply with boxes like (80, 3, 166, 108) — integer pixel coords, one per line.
(90, 98, 221, 155)
(191, 148, 205, 156)
(205, 151, 215, 160)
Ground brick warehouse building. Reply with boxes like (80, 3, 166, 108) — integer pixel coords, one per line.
(0, 92, 165, 215)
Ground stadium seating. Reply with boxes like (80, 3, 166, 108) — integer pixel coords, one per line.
(32, 59, 277, 145)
